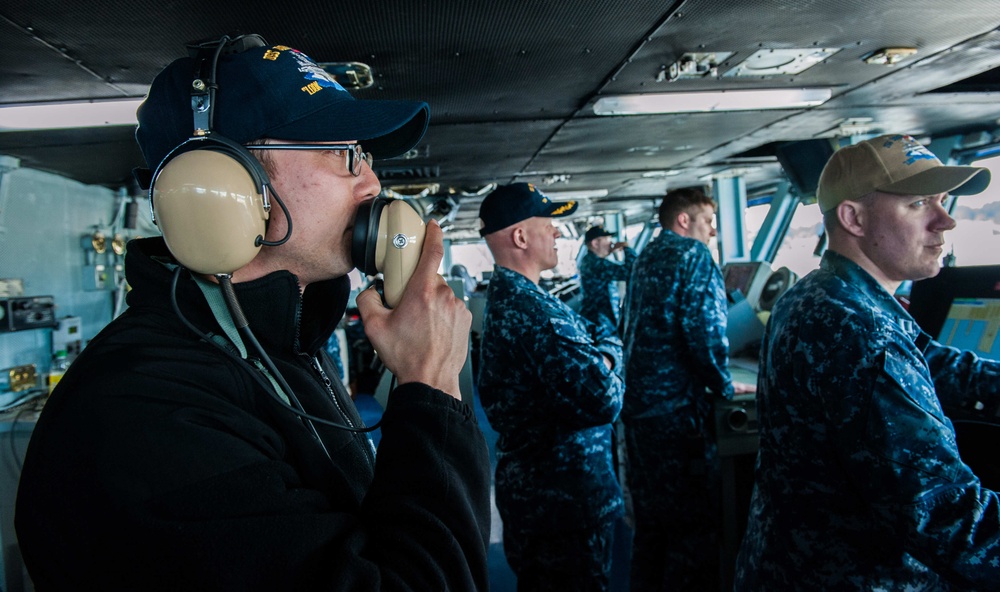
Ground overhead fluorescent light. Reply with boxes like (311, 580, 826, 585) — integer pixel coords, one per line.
(544, 189, 609, 200)
(699, 166, 762, 181)
(0, 98, 144, 131)
(593, 88, 832, 115)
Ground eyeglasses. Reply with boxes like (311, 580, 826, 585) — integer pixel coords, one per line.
(246, 143, 373, 176)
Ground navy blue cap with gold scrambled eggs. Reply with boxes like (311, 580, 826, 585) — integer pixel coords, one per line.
(478, 183, 578, 236)
(136, 36, 429, 171)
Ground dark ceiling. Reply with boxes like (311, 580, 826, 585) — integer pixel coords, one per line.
(3, 0, 1000, 238)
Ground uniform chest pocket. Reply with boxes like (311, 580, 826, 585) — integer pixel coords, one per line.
(878, 345, 946, 424)
(866, 344, 957, 482)
(549, 317, 590, 345)
(547, 316, 609, 381)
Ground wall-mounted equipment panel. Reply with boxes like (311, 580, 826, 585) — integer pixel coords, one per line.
(0, 296, 58, 332)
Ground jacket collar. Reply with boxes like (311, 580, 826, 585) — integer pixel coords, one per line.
(124, 237, 350, 356)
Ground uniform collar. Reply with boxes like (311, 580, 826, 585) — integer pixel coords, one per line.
(821, 250, 923, 342)
(493, 265, 543, 291)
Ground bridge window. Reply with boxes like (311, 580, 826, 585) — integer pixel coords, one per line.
(945, 154, 1000, 266)
(770, 202, 824, 278)
(450, 242, 496, 280)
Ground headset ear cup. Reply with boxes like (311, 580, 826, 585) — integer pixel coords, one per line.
(150, 137, 270, 275)
(351, 201, 374, 274)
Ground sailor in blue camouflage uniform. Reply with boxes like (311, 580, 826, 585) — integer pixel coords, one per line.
(578, 225, 638, 335)
(621, 186, 755, 591)
(735, 134, 1000, 591)
(477, 183, 625, 591)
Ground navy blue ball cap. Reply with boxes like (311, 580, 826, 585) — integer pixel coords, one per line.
(479, 182, 578, 237)
(135, 38, 429, 170)
(584, 225, 614, 243)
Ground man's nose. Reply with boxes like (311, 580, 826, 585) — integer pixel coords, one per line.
(359, 165, 382, 200)
(933, 201, 957, 232)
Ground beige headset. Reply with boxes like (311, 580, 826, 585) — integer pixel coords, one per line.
(148, 35, 287, 275)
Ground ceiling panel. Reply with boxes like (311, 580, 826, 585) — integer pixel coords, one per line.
(2, 0, 1000, 234)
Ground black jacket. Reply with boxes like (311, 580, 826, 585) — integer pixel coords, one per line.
(16, 237, 491, 591)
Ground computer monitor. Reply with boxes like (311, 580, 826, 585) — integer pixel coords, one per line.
(722, 262, 772, 310)
(908, 264, 1000, 340)
(935, 297, 1000, 362)
(909, 266, 1000, 488)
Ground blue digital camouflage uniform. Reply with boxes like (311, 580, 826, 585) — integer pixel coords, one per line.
(579, 246, 638, 335)
(324, 331, 346, 380)
(620, 229, 735, 591)
(735, 250, 1000, 591)
(478, 265, 625, 590)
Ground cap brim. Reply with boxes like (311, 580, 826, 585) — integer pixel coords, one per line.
(264, 99, 429, 159)
(585, 230, 614, 242)
(879, 166, 991, 197)
(541, 200, 578, 218)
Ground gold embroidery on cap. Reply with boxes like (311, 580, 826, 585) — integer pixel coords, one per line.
(551, 202, 576, 216)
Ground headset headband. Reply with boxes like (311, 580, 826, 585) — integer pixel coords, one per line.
(186, 34, 267, 135)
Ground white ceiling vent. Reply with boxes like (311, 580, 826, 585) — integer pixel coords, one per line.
(724, 48, 840, 77)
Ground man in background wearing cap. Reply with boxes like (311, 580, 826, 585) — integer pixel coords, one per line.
(620, 185, 754, 591)
(735, 134, 1000, 590)
(578, 225, 637, 336)
(476, 182, 625, 590)
(16, 35, 491, 590)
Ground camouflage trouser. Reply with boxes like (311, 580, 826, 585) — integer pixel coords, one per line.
(502, 516, 616, 592)
(623, 415, 722, 592)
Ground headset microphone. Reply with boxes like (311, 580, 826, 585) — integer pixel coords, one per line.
(351, 197, 426, 308)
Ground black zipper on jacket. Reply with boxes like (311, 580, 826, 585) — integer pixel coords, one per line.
(310, 355, 376, 469)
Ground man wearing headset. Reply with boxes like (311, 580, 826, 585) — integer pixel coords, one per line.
(16, 36, 491, 591)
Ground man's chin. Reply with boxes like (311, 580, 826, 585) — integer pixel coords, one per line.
(911, 263, 944, 282)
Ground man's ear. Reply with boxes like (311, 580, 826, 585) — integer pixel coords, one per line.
(836, 200, 866, 238)
(675, 211, 691, 232)
(512, 225, 529, 249)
